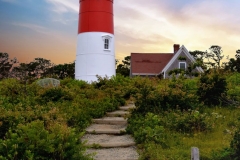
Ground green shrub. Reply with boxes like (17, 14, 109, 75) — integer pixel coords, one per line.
(211, 148, 234, 160)
(230, 127, 240, 159)
(0, 79, 25, 104)
(227, 86, 240, 102)
(0, 120, 91, 160)
(227, 73, 240, 102)
(197, 72, 228, 106)
(39, 87, 73, 103)
(132, 77, 199, 114)
(127, 113, 170, 148)
(61, 78, 89, 89)
(169, 110, 213, 133)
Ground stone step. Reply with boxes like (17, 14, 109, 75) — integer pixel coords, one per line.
(93, 117, 127, 125)
(128, 101, 135, 105)
(86, 147, 139, 160)
(86, 124, 126, 135)
(119, 105, 136, 111)
(106, 110, 130, 117)
(82, 134, 136, 148)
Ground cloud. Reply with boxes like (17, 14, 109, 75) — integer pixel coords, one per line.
(12, 22, 49, 35)
(45, 0, 78, 14)
(113, 0, 240, 61)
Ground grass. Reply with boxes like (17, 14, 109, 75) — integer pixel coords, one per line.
(138, 107, 240, 160)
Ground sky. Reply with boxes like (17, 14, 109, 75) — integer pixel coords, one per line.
(0, 0, 240, 64)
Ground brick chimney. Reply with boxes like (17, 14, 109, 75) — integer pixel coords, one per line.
(174, 44, 180, 54)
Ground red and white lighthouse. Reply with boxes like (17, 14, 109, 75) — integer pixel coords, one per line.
(75, 0, 115, 82)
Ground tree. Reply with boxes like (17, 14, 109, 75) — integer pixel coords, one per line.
(190, 45, 224, 70)
(224, 49, 240, 72)
(206, 45, 224, 68)
(236, 50, 240, 58)
(0, 52, 17, 80)
(189, 50, 207, 70)
(116, 56, 131, 77)
(51, 62, 75, 79)
(11, 58, 53, 82)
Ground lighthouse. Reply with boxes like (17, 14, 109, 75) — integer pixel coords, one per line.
(75, 0, 115, 82)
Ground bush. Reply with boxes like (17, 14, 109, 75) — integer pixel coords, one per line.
(39, 87, 73, 103)
(127, 113, 169, 148)
(132, 76, 199, 114)
(0, 120, 91, 160)
(169, 109, 213, 133)
(0, 79, 25, 104)
(230, 127, 240, 159)
(197, 72, 228, 106)
(227, 73, 240, 102)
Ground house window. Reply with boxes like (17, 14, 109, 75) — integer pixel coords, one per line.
(102, 35, 112, 51)
(104, 39, 109, 50)
(179, 62, 186, 70)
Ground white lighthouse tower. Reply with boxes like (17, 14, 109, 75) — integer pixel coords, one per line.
(75, 0, 115, 82)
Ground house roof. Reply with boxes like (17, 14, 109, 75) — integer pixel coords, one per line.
(131, 53, 173, 75)
(162, 45, 204, 77)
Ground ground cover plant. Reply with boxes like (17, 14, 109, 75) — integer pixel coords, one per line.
(1, 72, 240, 159)
(127, 72, 240, 160)
(0, 75, 130, 159)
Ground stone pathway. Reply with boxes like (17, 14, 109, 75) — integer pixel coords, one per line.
(82, 103, 139, 160)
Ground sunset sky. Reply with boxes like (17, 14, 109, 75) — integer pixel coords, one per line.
(0, 0, 240, 64)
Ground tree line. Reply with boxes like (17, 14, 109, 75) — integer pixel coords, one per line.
(0, 52, 74, 82)
(1, 45, 239, 81)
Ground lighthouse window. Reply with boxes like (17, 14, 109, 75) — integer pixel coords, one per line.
(102, 35, 112, 51)
(104, 39, 109, 49)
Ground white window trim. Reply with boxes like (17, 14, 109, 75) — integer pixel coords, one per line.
(179, 62, 186, 70)
(102, 35, 112, 51)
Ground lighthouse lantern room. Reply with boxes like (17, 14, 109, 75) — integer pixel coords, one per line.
(75, 0, 115, 82)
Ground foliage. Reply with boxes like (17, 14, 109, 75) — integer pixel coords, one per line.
(1, 68, 240, 159)
(168, 69, 184, 76)
(197, 72, 228, 106)
(189, 50, 206, 70)
(51, 62, 75, 79)
(206, 45, 224, 68)
(93, 74, 130, 106)
(0, 76, 131, 159)
(190, 45, 224, 70)
(0, 78, 26, 104)
(128, 106, 240, 159)
(131, 76, 199, 114)
(230, 128, 240, 159)
(178, 56, 187, 61)
(0, 52, 18, 80)
(39, 87, 73, 103)
(116, 56, 131, 77)
(0, 120, 90, 160)
(127, 113, 169, 148)
(169, 109, 213, 133)
(225, 50, 240, 72)
(12, 58, 53, 82)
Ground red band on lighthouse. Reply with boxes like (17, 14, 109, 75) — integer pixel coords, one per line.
(78, 0, 114, 34)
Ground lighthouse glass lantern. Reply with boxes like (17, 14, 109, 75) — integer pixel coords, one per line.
(75, 0, 115, 82)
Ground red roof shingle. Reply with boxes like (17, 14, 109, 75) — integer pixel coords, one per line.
(131, 53, 173, 75)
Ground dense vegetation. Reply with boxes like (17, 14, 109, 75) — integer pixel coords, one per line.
(1, 71, 240, 159)
(1, 48, 240, 159)
(0, 76, 129, 159)
(126, 72, 240, 160)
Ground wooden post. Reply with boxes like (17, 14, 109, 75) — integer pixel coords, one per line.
(191, 147, 199, 160)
